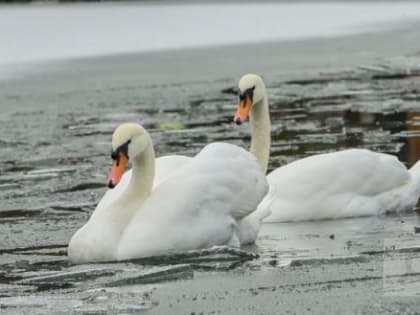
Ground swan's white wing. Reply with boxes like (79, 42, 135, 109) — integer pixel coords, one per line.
(153, 155, 191, 188)
(375, 159, 420, 213)
(269, 149, 408, 198)
(118, 142, 268, 259)
(264, 149, 411, 222)
(191, 143, 268, 220)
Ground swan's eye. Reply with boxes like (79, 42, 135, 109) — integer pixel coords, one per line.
(111, 139, 131, 161)
(111, 150, 118, 160)
(239, 87, 255, 102)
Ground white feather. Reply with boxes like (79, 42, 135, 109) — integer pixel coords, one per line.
(261, 149, 420, 222)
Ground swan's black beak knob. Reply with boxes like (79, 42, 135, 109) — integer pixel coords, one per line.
(234, 118, 242, 125)
(107, 180, 115, 189)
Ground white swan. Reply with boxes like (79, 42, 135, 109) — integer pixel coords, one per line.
(68, 123, 268, 263)
(233, 73, 420, 222)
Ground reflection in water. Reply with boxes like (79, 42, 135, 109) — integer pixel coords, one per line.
(405, 111, 420, 167)
(267, 72, 420, 170)
(269, 107, 420, 170)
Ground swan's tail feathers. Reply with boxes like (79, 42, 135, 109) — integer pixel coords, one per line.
(234, 197, 272, 245)
(234, 214, 260, 246)
(255, 194, 273, 221)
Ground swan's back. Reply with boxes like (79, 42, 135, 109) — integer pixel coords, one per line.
(118, 142, 268, 259)
(265, 149, 412, 222)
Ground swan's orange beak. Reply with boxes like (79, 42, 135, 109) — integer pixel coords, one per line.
(107, 153, 128, 189)
(233, 95, 252, 125)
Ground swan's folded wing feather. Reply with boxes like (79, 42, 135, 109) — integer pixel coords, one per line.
(138, 142, 267, 220)
(194, 142, 269, 219)
(267, 149, 409, 200)
(154, 155, 191, 188)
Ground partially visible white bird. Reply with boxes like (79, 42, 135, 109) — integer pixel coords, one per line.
(233, 73, 420, 222)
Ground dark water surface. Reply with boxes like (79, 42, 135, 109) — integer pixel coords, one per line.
(1, 49, 420, 313)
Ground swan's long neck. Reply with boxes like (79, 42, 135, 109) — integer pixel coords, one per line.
(250, 94, 271, 174)
(68, 136, 156, 262)
(125, 140, 155, 204)
(110, 138, 155, 230)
